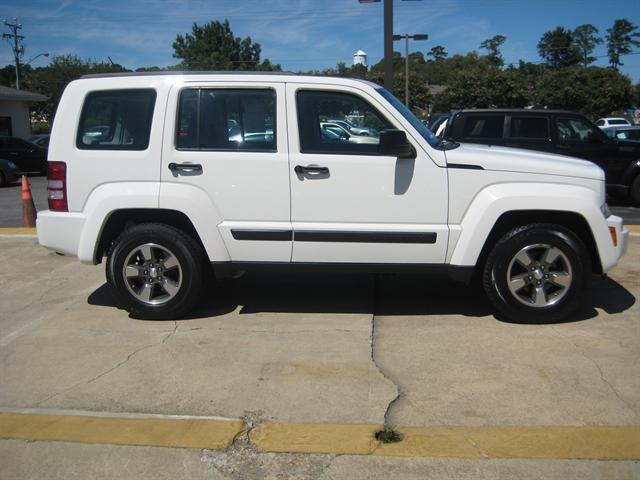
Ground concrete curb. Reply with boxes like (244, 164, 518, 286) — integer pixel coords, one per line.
(1, 409, 639, 460)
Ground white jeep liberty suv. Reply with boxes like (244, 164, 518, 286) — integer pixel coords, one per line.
(37, 72, 629, 322)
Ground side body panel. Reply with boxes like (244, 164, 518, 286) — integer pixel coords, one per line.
(285, 82, 449, 264)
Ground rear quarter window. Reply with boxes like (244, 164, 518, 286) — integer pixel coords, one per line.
(77, 89, 156, 150)
(458, 114, 505, 140)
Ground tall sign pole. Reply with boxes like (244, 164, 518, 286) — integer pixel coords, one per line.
(383, 0, 393, 92)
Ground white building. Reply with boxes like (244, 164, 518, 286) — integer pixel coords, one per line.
(352, 50, 367, 67)
(0, 85, 47, 138)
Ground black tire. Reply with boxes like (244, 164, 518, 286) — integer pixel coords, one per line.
(630, 175, 640, 207)
(482, 224, 591, 323)
(0, 170, 5, 187)
(106, 223, 206, 319)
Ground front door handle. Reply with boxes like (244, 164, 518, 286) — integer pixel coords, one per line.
(295, 165, 329, 175)
(168, 162, 203, 174)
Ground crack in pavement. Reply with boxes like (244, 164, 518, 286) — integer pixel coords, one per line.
(36, 321, 179, 407)
(371, 275, 402, 426)
(550, 326, 639, 420)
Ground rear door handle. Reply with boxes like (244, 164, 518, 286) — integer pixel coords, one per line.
(168, 162, 203, 174)
(295, 165, 329, 174)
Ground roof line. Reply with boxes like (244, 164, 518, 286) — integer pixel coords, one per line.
(81, 70, 299, 79)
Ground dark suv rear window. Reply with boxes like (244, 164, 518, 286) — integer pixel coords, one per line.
(77, 89, 156, 150)
(509, 117, 550, 139)
(461, 115, 504, 139)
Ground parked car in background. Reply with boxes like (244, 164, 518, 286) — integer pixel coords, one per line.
(29, 134, 50, 149)
(320, 122, 379, 144)
(601, 125, 640, 143)
(0, 158, 19, 187)
(426, 113, 449, 130)
(439, 109, 640, 205)
(596, 117, 631, 128)
(326, 118, 377, 136)
(0, 137, 48, 174)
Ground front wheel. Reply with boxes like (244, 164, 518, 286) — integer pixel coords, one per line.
(106, 223, 206, 319)
(482, 224, 591, 323)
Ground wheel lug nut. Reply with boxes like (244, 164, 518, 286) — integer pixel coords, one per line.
(144, 270, 148, 274)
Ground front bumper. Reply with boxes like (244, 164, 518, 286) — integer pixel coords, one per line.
(603, 215, 629, 273)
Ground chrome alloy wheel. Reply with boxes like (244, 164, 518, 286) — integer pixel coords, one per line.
(506, 243, 573, 308)
(122, 243, 182, 306)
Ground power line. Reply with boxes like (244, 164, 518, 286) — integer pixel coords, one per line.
(2, 18, 24, 89)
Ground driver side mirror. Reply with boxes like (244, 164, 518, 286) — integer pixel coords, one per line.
(378, 130, 414, 158)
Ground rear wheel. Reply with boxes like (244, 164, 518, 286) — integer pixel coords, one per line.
(106, 223, 206, 319)
(482, 224, 591, 323)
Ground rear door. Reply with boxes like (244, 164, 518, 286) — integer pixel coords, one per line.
(161, 81, 292, 262)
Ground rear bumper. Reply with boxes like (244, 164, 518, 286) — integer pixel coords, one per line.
(36, 210, 86, 258)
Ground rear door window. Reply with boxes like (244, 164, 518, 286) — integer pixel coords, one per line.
(176, 88, 276, 152)
(77, 89, 156, 150)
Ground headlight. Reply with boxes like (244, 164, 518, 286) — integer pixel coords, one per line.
(601, 203, 612, 218)
(7, 161, 17, 170)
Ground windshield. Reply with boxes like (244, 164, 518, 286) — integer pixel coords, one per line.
(375, 87, 445, 149)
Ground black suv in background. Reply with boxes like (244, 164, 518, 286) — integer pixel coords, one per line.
(439, 110, 640, 205)
(0, 137, 48, 174)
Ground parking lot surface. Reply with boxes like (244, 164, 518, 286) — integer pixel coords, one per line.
(1, 235, 639, 478)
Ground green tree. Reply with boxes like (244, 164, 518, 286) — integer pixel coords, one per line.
(535, 66, 633, 117)
(479, 35, 507, 68)
(572, 24, 602, 67)
(427, 45, 448, 61)
(173, 19, 280, 71)
(606, 19, 640, 70)
(438, 68, 530, 109)
(537, 27, 580, 69)
(28, 55, 127, 122)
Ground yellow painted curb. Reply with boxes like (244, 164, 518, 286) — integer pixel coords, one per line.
(0, 227, 36, 235)
(252, 424, 640, 460)
(374, 426, 640, 460)
(1, 412, 640, 460)
(252, 423, 380, 455)
(628, 225, 640, 233)
(0, 412, 243, 450)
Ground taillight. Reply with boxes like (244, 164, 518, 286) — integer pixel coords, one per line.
(47, 161, 68, 212)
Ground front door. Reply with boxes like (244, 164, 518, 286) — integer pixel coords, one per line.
(161, 82, 292, 262)
(285, 84, 448, 264)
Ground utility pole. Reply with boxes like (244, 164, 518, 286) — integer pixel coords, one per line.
(2, 19, 24, 90)
(393, 33, 428, 106)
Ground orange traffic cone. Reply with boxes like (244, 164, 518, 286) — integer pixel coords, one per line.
(22, 175, 37, 228)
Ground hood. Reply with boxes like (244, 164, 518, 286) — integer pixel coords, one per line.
(445, 143, 604, 181)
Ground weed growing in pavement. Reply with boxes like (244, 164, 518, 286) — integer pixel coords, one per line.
(375, 424, 403, 443)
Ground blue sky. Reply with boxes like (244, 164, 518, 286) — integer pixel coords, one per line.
(1, 0, 639, 82)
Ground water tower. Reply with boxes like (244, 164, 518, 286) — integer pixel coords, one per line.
(353, 50, 367, 67)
